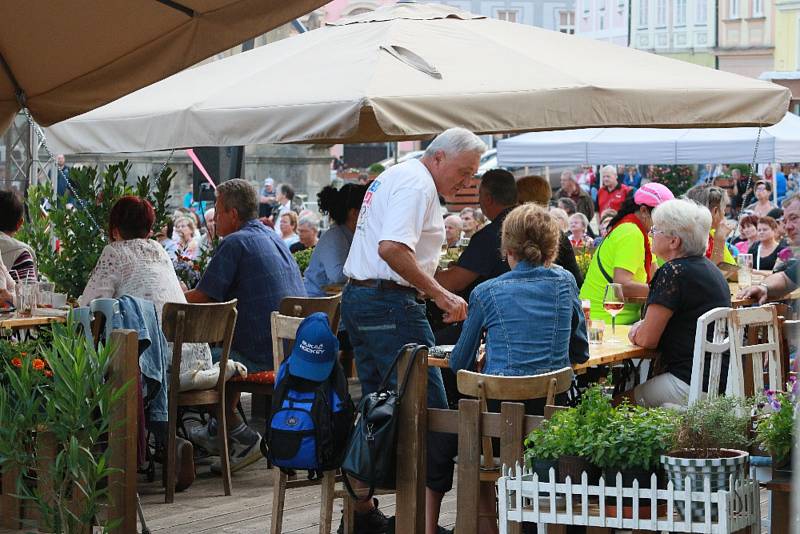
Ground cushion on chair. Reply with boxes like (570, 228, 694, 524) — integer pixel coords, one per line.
(230, 370, 276, 384)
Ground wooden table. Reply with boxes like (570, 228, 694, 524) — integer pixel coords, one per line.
(0, 315, 66, 330)
(429, 325, 656, 373)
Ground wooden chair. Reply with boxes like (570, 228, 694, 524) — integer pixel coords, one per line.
(728, 304, 783, 399)
(268, 311, 332, 534)
(161, 300, 238, 504)
(227, 294, 341, 425)
(456, 368, 573, 482)
(688, 307, 732, 405)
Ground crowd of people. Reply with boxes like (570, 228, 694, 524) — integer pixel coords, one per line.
(2, 136, 799, 534)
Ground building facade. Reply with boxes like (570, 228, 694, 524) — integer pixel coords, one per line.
(575, 0, 630, 46)
(715, 0, 775, 77)
(773, 0, 800, 71)
(630, 0, 717, 67)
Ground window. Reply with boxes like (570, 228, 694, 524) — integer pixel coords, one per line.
(599, 0, 606, 29)
(696, 0, 707, 23)
(674, 0, 686, 25)
(753, 0, 763, 16)
(496, 9, 519, 22)
(656, 0, 666, 25)
(583, 0, 591, 17)
(639, 0, 649, 26)
(559, 10, 576, 33)
(730, 0, 739, 18)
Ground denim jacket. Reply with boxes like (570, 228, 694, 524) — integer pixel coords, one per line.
(450, 261, 589, 376)
(114, 295, 170, 423)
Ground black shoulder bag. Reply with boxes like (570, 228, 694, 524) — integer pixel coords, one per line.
(341, 343, 426, 501)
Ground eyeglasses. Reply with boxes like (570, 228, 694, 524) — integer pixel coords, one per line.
(649, 227, 664, 236)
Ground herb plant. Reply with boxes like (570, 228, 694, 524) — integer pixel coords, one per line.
(672, 396, 752, 458)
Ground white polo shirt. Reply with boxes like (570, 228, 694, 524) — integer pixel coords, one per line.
(343, 159, 445, 286)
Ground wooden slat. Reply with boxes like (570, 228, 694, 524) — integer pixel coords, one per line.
(395, 346, 427, 534)
(455, 399, 480, 534)
(0, 316, 65, 329)
(457, 368, 572, 401)
(500, 403, 524, 534)
(107, 330, 138, 533)
(429, 408, 544, 437)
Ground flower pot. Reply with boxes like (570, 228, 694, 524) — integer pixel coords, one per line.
(602, 468, 666, 512)
(531, 458, 558, 483)
(772, 451, 792, 479)
(558, 455, 601, 485)
(660, 448, 749, 522)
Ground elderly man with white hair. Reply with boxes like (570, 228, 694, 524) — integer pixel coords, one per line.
(597, 164, 631, 215)
(556, 169, 595, 221)
(623, 199, 731, 408)
(443, 214, 463, 248)
(341, 127, 486, 533)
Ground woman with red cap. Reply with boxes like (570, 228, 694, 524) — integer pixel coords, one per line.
(579, 182, 675, 325)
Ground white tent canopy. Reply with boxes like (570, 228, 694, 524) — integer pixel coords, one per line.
(43, 3, 789, 154)
(496, 112, 800, 167)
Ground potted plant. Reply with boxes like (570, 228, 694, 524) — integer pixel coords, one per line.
(755, 377, 796, 477)
(524, 411, 566, 482)
(660, 396, 752, 521)
(590, 404, 676, 517)
(0, 320, 126, 533)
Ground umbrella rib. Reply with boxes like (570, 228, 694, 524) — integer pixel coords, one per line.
(0, 50, 25, 106)
(155, 0, 194, 17)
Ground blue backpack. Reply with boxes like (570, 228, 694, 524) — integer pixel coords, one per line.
(265, 357, 354, 472)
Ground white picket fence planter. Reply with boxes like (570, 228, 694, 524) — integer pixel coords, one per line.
(497, 464, 760, 533)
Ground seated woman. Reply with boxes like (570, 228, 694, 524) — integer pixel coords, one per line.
(427, 204, 589, 534)
(627, 199, 731, 407)
(568, 212, 592, 249)
(685, 184, 736, 266)
(734, 214, 759, 254)
(0, 190, 37, 281)
(450, 202, 590, 374)
(279, 211, 300, 247)
(79, 197, 214, 388)
(303, 183, 367, 297)
(174, 215, 200, 260)
(580, 183, 674, 325)
(748, 216, 787, 271)
(746, 180, 774, 218)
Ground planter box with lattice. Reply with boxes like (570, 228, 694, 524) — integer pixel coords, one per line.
(497, 464, 760, 533)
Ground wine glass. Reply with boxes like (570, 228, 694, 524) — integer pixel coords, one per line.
(602, 283, 625, 343)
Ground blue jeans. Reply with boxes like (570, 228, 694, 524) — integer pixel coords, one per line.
(341, 284, 448, 409)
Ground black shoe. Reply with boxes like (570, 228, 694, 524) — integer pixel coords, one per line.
(337, 498, 390, 534)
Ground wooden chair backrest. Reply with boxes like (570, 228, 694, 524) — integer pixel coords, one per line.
(270, 312, 304, 370)
(279, 294, 341, 332)
(728, 304, 783, 398)
(162, 300, 238, 393)
(456, 367, 572, 472)
(689, 307, 731, 405)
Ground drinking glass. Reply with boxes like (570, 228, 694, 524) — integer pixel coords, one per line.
(15, 279, 38, 317)
(602, 283, 625, 343)
(38, 281, 54, 308)
(588, 320, 605, 344)
(737, 253, 753, 289)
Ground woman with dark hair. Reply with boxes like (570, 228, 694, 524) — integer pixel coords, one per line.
(747, 180, 774, 218)
(580, 183, 674, 325)
(303, 183, 368, 297)
(734, 214, 760, 254)
(748, 216, 787, 271)
(0, 190, 36, 281)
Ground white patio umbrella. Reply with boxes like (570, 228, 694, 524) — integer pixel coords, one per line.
(45, 3, 790, 154)
(497, 112, 800, 166)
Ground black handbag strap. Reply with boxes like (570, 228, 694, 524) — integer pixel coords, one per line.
(397, 344, 428, 400)
(376, 343, 417, 392)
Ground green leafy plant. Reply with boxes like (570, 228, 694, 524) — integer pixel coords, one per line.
(672, 396, 752, 459)
(650, 165, 696, 197)
(18, 161, 173, 298)
(755, 379, 796, 465)
(368, 163, 385, 175)
(293, 247, 314, 274)
(524, 386, 616, 462)
(0, 319, 129, 533)
(590, 404, 677, 471)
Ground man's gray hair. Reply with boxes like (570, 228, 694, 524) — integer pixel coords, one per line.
(561, 169, 575, 181)
(782, 193, 800, 210)
(424, 127, 487, 158)
(298, 213, 320, 229)
(216, 179, 258, 221)
(652, 199, 711, 257)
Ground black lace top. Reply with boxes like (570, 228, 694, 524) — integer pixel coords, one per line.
(645, 256, 730, 384)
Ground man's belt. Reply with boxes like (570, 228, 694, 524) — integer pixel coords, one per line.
(348, 278, 416, 293)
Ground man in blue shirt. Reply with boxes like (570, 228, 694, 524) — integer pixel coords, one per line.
(185, 179, 305, 472)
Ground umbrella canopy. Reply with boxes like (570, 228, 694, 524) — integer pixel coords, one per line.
(0, 0, 328, 130)
(496, 112, 800, 166)
(45, 2, 791, 154)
